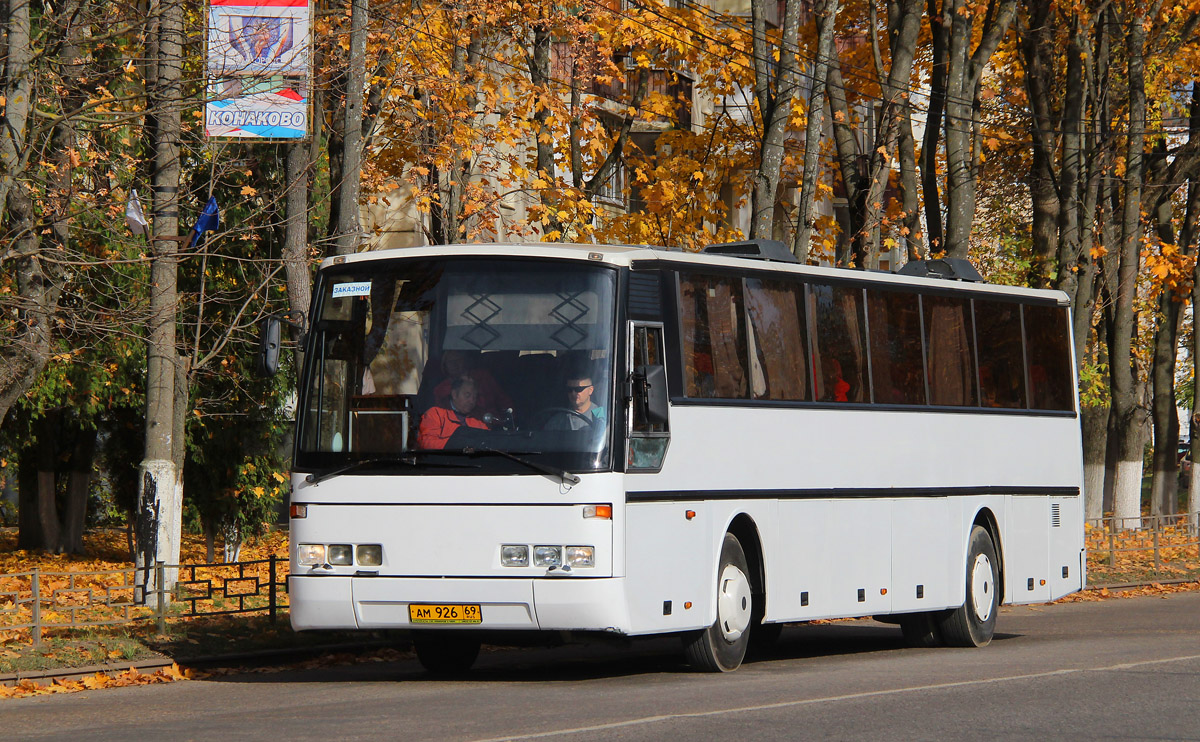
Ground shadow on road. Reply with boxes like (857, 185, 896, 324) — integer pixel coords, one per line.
(197, 619, 1024, 685)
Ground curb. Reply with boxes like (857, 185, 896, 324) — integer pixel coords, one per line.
(0, 656, 174, 688)
(0, 640, 402, 688)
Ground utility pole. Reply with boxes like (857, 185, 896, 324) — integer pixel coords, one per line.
(335, 0, 368, 255)
(137, 0, 184, 605)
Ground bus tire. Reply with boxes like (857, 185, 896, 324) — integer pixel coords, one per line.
(899, 611, 945, 647)
(938, 525, 999, 647)
(684, 532, 753, 672)
(413, 632, 482, 676)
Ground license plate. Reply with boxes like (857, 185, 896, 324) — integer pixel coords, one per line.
(408, 603, 482, 624)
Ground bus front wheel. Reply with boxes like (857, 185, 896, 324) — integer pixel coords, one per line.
(684, 532, 753, 672)
(413, 632, 482, 676)
(938, 525, 999, 647)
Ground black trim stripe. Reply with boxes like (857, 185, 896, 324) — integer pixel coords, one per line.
(626, 486, 1080, 502)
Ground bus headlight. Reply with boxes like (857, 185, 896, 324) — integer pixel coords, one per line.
(501, 545, 529, 566)
(565, 546, 594, 568)
(328, 544, 353, 565)
(356, 544, 383, 566)
(297, 544, 325, 566)
(533, 545, 562, 567)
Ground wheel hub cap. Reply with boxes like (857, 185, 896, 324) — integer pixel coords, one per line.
(717, 564, 752, 641)
(970, 553, 994, 622)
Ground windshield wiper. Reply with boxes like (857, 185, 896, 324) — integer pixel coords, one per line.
(304, 455, 476, 485)
(428, 446, 581, 486)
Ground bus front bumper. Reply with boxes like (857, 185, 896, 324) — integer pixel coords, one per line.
(289, 575, 632, 634)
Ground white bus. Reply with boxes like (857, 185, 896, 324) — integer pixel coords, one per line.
(272, 240, 1084, 673)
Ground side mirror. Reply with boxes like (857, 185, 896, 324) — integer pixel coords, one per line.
(256, 317, 281, 377)
(635, 364, 669, 425)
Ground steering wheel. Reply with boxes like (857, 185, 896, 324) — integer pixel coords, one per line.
(530, 406, 595, 431)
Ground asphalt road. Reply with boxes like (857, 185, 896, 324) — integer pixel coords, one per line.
(3, 591, 1199, 741)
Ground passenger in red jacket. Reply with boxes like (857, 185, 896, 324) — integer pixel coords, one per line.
(417, 375, 489, 449)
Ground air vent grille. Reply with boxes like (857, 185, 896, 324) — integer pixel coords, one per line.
(627, 272, 662, 320)
(1051, 503, 1061, 528)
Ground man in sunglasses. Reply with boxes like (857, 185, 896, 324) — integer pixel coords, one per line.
(559, 366, 606, 431)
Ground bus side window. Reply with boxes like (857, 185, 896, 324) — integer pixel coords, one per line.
(866, 288, 926, 405)
(745, 278, 810, 400)
(975, 300, 1026, 409)
(679, 273, 749, 399)
(1022, 305, 1074, 411)
(629, 323, 670, 470)
(923, 295, 978, 406)
(809, 283, 869, 403)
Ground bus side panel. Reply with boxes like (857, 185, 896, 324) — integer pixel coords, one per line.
(1003, 496, 1053, 604)
(774, 500, 891, 620)
(774, 501, 832, 620)
(890, 497, 956, 613)
(624, 502, 715, 634)
(1047, 494, 1085, 599)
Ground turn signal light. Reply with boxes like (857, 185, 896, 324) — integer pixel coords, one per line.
(290, 504, 307, 519)
(583, 504, 612, 520)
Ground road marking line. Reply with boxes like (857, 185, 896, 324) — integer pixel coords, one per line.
(473, 652, 1200, 741)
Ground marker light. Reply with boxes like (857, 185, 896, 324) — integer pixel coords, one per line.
(356, 544, 383, 566)
(297, 544, 325, 566)
(290, 504, 307, 519)
(565, 546, 594, 568)
(533, 545, 562, 567)
(583, 505, 612, 520)
(328, 544, 353, 565)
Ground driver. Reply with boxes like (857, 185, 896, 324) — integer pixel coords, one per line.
(417, 375, 489, 449)
(559, 366, 605, 430)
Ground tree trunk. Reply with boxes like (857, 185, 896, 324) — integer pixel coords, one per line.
(284, 141, 312, 375)
(1082, 403, 1108, 522)
(335, 0, 368, 255)
(793, 0, 838, 261)
(1108, 3, 1158, 528)
(34, 412, 61, 552)
(825, 57, 866, 266)
(920, 0, 949, 253)
(897, 98, 922, 261)
(62, 424, 97, 555)
(749, 0, 803, 241)
(138, 0, 184, 603)
(17, 446, 41, 550)
(941, 0, 1017, 259)
(853, 0, 921, 268)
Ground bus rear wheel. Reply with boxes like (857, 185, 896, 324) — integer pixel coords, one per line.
(684, 532, 753, 672)
(938, 525, 999, 647)
(413, 632, 482, 676)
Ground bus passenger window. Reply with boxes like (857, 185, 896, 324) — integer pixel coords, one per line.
(866, 289, 926, 405)
(745, 278, 809, 400)
(975, 300, 1026, 408)
(680, 274, 749, 399)
(922, 295, 978, 407)
(809, 284, 868, 403)
(1023, 305, 1074, 411)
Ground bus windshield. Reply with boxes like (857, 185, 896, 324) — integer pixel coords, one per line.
(296, 257, 617, 476)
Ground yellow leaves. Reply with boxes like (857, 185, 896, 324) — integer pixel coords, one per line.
(985, 138, 1000, 151)
(252, 486, 266, 497)
(272, 471, 287, 483)
(240, 185, 258, 196)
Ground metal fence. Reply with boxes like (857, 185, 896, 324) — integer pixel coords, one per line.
(0, 556, 287, 646)
(1085, 513, 1200, 584)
